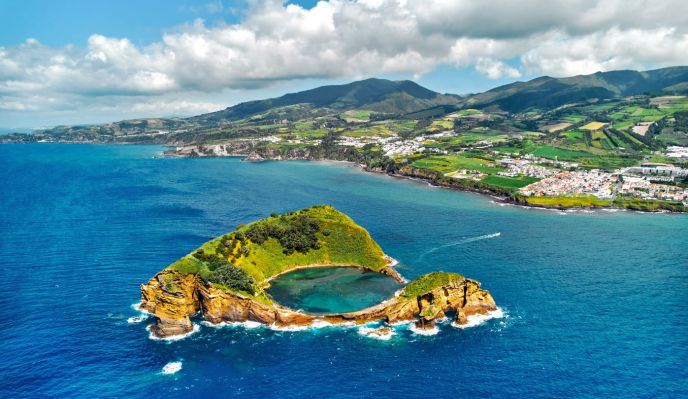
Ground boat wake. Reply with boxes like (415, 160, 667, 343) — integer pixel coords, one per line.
(418, 232, 501, 261)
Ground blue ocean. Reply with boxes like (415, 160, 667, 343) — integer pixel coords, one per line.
(1, 144, 686, 398)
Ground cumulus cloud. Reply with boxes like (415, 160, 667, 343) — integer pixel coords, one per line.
(1, 0, 688, 124)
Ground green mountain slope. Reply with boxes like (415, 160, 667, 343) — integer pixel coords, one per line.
(466, 66, 688, 113)
(189, 78, 460, 123)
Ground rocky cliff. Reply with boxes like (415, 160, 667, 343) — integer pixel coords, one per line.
(140, 269, 496, 338)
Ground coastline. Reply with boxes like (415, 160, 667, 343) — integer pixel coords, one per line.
(261, 257, 405, 286)
(158, 144, 686, 214)
(4, 141, 685, 213)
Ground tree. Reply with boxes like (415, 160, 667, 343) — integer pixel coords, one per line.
(208, 264, 255, 294)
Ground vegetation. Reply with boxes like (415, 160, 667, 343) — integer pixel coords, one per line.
(523, 195, 612, 208)
(168, 205, 389, 300)
(245, 214, 321, 255)
(481, 175, 540, 191)
(612, 198, 687, 212)
(401, 272, 464, 298)
(207, 263, 255, 294)
(411, 154, 502, 174)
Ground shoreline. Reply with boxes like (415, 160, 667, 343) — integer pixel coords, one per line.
(261, 257, 405, 286)
(5, 141, 685, 214)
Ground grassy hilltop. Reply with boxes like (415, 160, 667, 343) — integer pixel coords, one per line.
(166, 205, 388, 302)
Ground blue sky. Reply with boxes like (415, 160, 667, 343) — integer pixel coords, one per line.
(0, 0, 686, 128)
(0, 1, 246, 46)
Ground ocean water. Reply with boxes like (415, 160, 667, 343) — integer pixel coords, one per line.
(267, 266, 400, 314)
(0, 144, 686, 398)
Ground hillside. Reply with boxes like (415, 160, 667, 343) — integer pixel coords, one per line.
(165, 205, 391, 303)
(189, 78, 460, 123)
(466, 66, 688, 113)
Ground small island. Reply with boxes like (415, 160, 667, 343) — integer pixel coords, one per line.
(140, 205, 496, 338)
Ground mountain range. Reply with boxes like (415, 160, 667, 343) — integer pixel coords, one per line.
(466, 66, 688, 112)
(193, 66, 688, 122)
(8, 66, 688, 140)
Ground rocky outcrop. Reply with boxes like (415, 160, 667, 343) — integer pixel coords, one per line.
(140, 271, 200, 337)
(140, 269, 496, 338)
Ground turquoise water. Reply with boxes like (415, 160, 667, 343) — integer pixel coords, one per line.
(0, 144, 687, 398)
(267, 267, 400, 314)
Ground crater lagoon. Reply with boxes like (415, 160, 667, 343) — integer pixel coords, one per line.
(1, 144, 686, 398)
(267, 266, 400, 314)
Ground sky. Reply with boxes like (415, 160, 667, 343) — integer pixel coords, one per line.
(1, 0, 688, 129)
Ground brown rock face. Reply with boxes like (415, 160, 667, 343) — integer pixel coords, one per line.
(140, 270, 496, 338)
(140, 270, 199, 336)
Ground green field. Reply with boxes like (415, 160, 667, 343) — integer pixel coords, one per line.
(560, 130, 583, 141)
(340, 109, 373, 121)
(457, 109, 483, 116)
(411, 154, 503, 173)
(482, 175, 540, 191)
(562, 114, 586, 123)
(431, 119, 454, 130)
(532, 145, 593, 160)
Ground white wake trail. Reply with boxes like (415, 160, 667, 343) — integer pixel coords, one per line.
(418, 232, 500, 261)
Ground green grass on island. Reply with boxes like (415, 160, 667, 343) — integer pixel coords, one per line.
(168, 205, 389, 301)
(401, 272, 464, 298)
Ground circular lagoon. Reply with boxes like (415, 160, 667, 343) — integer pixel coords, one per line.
(267, 266, 400, 314)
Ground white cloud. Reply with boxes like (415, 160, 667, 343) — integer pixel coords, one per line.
(1, 0, 688, 124)
(475, 58, 521, 79)
(129, 99, 225, 115)
(521, 27, 688, 76)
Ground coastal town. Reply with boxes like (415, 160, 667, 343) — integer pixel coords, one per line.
(170, 128, 688, 209)
(318, 131, 688, 208)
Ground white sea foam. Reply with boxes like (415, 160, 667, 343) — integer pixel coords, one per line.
(161, 361, 182, 375)
(147, 323, 200, 341)
(358, 326, 395, 341)
(201, 320, 263, 329)
(310, 320, 356, 329)
(131, 302, 151, 315)
(385, 256, 399, 267)
(269, 323, 311, 332)
(601, 208, 620, 213)
(388, 319, 414, 326)
(127, 314, 149, 323)
(409, 323, 440, 336)
(453, 307, 505, 329)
